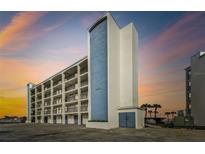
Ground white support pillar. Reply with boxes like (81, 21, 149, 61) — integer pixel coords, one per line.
(62, 73, 66, 124)
(77, 65, 82, 125)
(35, 88, 38, 123)
(50, 80, 54, 124)
(41, 84, 44, 123)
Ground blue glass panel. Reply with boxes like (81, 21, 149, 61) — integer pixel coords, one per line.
(90, 18, 108, 121)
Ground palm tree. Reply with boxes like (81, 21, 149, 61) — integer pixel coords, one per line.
(165, 112, 171, 121)
(171, 111, 176, 119)
(140, 104, 149, 118)
(148, 110, 153, 118)
(152, 104, 161, 119)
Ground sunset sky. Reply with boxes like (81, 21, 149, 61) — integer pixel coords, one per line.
(0, 11, 205, 118)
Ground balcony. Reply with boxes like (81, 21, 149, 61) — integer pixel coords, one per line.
(65, 95, 78, 103)
(53, 99, 62, 106)
(37, 111, 42, 116)
(80, 69, 88, 75)
(81, 93, 88, 99)
(53, 89, 62, 96)
(44, 86, 51, 91)
(65, 84, 78, 92)
(44, 93, 51, 98)
(81, 81, 88, 87)
(66, 106, 78, 113)
(44, 110, 51, 115)
(44, 102, 51, 107)
(31, 104, 35, 108)
(53, 81, 62, 87)
(53, 108, 62, 114)
(65, 73, 77, 82)
(37, 104, 42, 108)
(80, 105, 88, 112)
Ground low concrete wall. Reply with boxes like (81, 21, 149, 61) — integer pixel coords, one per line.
(86, 121, 110, 129)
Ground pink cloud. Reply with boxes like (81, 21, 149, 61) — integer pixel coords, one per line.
(0, 12, 46, 51)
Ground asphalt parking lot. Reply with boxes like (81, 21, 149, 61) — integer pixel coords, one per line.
(0, 123, 205, 142)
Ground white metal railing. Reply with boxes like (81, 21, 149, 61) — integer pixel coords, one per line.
(81, 81, 88, 87)
(53, 89, 62, 96)
(65, 73, 77, 81)
(65, 95, 78, 102)
(53, 81, 62, 87)
(65, 84, 76, 92)
(80, 105, 88, 112)
(53, 99, 62, 105)
(44, 110, 51, 115)
(81, 93, 88, 99)
(80, 69, 88, 75)
(53, 108, 62, 114)
(44, 102, 51, 106)
(66, 107, 78, 112)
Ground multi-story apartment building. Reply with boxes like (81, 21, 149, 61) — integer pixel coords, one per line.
(27, 57, 88, 125)
(185, 51, 205, 127)
(27, 12, 144, 129)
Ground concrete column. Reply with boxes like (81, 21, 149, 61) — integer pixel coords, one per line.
(50, 80, 54, 124)
(62, 73, 66, 124)
(35, 88, 37, 123)
(41, 84, 44, 123)
(26, 84, 31, 123)
(77, 65, 82, 125)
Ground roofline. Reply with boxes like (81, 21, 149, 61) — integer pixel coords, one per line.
(30, 56, 88, 88)
(184, 66, 191, 70)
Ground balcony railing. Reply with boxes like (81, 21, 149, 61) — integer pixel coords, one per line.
(53, 99, 62, 105)
(44, 93, 51, 98)
(81, 105, 88, 112)
(53, 90, 62, 96)
(81, 81, 88, 87)
(80, 69, 88, 75)
(53, 81, 62, 87)
(65, 84, 76, 92)
(65, 95, 77, 102)
(44, 102, 51, 106)
(44, 86, 51, 91)
(44, 110, 51, 115)
(66, 107, 78, 113)
(65, 73, 77, 81)
(81, 93, 88, 99)
(53, 109, 62, 114)
(37, 104, 41, 108)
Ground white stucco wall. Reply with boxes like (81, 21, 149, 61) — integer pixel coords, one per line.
(107, 13, 120, 128)
(120, 23, 138, 107)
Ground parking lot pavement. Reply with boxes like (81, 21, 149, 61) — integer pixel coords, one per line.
(0, 123, 205, 142)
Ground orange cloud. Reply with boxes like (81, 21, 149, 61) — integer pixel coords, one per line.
(0, 12, 46, 51)
(0, 57, 69, 97)
(0, 96, 26, 118)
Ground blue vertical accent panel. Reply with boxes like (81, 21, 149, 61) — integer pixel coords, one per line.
(90, 18, 108, 121)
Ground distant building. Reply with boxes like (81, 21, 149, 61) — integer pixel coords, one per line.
(27, 12, 144, 129)
(0, 116, 26, 124)
(185, 51, 205, 127)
